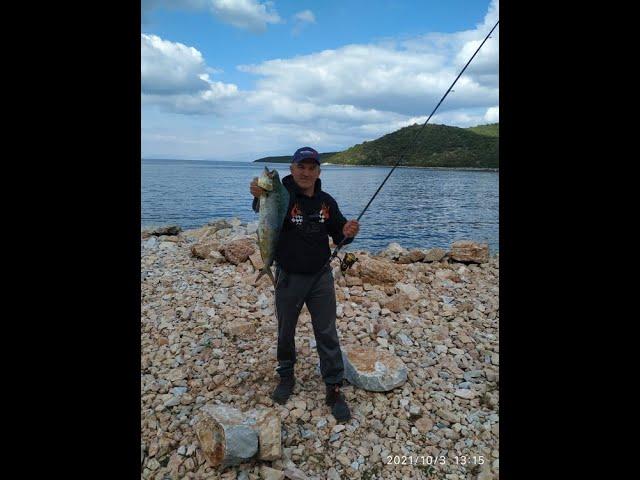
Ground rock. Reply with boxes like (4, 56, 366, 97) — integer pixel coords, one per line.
(327, 467, 341, 480)
(195, 404, 263, 467)
(450, 240, 489, 263)
(226, 321, 254, 337)
(246, 222, 258, 235)
(423, 248, 447, 262)
(435, 269, 461, 283)
(351, 256, 402, 285)
(143, 225, 182, 237)
(342, 346, 408, 391)
(454, 389, 476, 400)
(414, 417, 434, 433)
(143, 237, 158, 248)
(379, 242, 407, 260)
(260, 466, 285, 480)
(191, 241, 221, 260)
(245, 408, 282, 461)
(332, 424, 346, 433)
(384, 293, 412, 313)
(397, 332, 413, 346)
(221, 238, 255, 265)
(395, 283, 421, 301)
(196, 416, 258, 467)
(248, 252, 264, 271)
(284, 465, 310, 480)
(397, 249, 426, 264)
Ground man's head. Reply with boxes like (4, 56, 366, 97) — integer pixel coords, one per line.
(290, 146, 321, 192)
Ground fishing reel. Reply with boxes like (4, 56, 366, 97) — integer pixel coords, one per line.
(340, 252, 358, 273)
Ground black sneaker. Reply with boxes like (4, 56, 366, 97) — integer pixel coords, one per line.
(272, 376, 295, 404)
(325, 383, 351, 422)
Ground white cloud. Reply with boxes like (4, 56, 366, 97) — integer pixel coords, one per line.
(141, 34, 239, 114)
(210, 0, 282, 33)
(142, 1, 500, 158)
(294, 10, 315, 24)
(142, 0, 281, 33)
(239, 37, 496, 118)
(292, 9, 315, 35)
(484, 106, 499, 123)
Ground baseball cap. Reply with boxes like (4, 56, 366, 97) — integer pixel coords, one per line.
(292, 146, 320, 165)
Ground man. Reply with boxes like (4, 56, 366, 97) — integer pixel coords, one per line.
(249, 146, 359, 422)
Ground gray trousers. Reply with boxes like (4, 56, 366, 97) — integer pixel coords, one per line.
(274, 266, 344, 385)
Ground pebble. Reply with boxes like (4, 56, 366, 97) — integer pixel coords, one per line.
(141, 219, 499, 479)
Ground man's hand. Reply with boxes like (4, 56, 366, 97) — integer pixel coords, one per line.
(343, 219, 360, 238)
(250, 177, 266, 198)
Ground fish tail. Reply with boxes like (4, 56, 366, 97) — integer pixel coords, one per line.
(255, 267, 276, 288)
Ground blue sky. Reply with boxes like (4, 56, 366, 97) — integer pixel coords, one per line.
(142, 0, 499, 160)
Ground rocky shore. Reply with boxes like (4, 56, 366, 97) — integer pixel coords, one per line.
(141, 219, 499, 480)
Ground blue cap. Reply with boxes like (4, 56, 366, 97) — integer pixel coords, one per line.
(292, 146, 320, 165)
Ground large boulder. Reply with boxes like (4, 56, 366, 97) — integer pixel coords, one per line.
(341, 346, 408, 391)
(196, 403, 282, 467)
(221, 237, 255, 265)
(196, 404, 259, 468)
(450, 240, 489, 263)
(350, 256, 402, 285)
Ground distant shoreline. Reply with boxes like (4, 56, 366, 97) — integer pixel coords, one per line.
(143, 158, 498, 172)
(257, 161, 498, 172)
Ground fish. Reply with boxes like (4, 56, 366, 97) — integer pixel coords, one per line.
(255, 167, 290, 287)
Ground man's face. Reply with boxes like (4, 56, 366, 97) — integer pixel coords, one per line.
(290, 160, 321, 191)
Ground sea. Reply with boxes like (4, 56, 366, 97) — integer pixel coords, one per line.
(142, 159, 499, 254)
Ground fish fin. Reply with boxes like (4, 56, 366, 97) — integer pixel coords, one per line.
(255, 267, 276, 288)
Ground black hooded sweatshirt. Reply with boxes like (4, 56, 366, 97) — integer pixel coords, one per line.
(252, 174, 353, 274)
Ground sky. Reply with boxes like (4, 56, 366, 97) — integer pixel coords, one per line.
(141, 0, 499, 161)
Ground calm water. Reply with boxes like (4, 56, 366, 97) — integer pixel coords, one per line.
(142, 159, 499, 253)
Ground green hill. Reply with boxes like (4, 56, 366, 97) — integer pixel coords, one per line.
(254, 152, 339, 163)
(467, 123, 499, 137)
(329, 123, 498, 168)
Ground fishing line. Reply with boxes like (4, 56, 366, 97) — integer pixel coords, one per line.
(295, 20, 499, 310)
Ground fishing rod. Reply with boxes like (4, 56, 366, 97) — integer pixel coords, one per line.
(295, 20, 499, 310)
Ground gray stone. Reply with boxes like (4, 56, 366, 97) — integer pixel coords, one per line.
(143, 237, 158, 248)
(397, 332, 413, 346)
(454, 389, 476, 400)
(327, 468, 341, 480)
(261, 466, 285, 480)
(464, 370, 484, 382)
(342, 346, 407, 392)
(284, 465, 310, 480)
